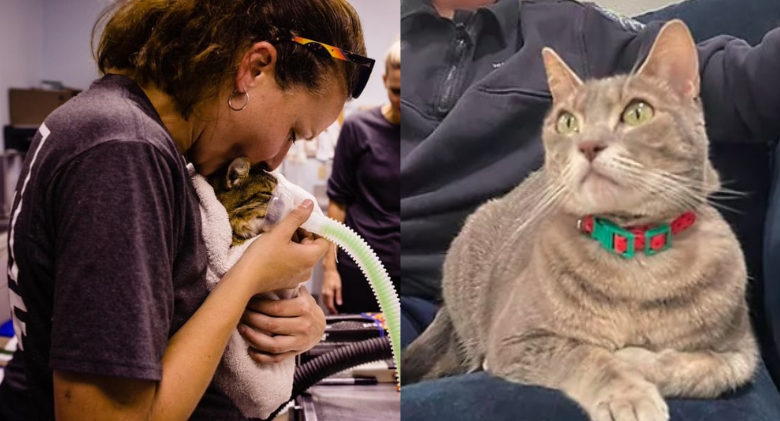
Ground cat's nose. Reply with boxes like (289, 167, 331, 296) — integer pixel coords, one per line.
(578, 141, 607, 162)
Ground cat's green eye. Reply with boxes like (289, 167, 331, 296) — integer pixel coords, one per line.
(556, 112, 579, 135)
(622, 101, 654, 126)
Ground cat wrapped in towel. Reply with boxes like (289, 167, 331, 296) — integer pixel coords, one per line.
(189, 157, 323, 419)
(403, 20, 757, 421)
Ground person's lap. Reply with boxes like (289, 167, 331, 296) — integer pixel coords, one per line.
(401, 296, 437, 348)
(401, 361, 780, 421)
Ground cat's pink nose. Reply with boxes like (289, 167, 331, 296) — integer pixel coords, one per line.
(578, 141, 607, 162)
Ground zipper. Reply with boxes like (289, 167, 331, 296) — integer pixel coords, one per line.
(436, 22, 470, 116)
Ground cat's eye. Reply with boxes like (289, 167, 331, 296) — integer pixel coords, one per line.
(556, 112, 579, 135)
(622, 100, 654, 126)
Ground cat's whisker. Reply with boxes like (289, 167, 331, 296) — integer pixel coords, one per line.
(649, 167, 748, 200)
(502, 172, 563, 210)
(615, 161, 711, 201)
(610, 161, 706, 211)
(496, 175, 568, 257)
(708, 194, 747, 201)
(705, 200, 743, 214)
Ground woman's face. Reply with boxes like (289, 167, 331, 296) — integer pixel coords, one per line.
(188, 44, 347, 176)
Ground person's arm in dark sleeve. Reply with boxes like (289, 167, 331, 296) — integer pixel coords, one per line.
(636, 0, 780, 47)
(582, 4, 780, 144)
(696, 29, 780, 143)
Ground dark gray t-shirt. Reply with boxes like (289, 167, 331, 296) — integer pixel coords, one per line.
(0, 75, 246, 420)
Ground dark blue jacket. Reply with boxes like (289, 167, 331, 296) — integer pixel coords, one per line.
(401, 0, 780, 301)
(401, 0, 780, 385)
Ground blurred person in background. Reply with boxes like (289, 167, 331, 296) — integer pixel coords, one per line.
(322, 39, 401, 314)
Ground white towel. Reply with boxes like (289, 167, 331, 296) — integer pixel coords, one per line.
(189, 165, 320, 419)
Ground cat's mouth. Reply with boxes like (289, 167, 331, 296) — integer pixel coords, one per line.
(580, 165, 620, 187)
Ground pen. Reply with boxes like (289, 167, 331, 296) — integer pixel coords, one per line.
(318, 377, 378, 386)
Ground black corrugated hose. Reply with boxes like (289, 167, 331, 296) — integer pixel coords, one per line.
(263, 336, 393, 420)
(293, 335, 392, 397)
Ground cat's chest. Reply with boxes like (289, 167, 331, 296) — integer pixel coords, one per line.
(543, 274, 722, 351)
(536, 233, 736, 351)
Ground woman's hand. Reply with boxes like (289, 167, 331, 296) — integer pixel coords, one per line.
(239, 286, 326, 363)
(232, 200, 329, 295)
(321, 269, 342, 314)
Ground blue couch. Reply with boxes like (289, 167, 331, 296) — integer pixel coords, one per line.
(401, 0, 780, 419)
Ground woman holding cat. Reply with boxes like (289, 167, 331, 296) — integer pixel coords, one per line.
(401, 0, 780, 420)
(0, 1, 373, 420)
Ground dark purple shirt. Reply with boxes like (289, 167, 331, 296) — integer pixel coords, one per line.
(328, 107, 400, 278)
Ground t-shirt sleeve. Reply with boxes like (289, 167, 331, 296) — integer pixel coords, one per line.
(49, 140, 177, 381)
(327, 119, 360, 205)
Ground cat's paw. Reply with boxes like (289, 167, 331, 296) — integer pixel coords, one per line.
(616, 347, 675, 384)
(589, 378, 669, 421)
(615, 347, 659, 367)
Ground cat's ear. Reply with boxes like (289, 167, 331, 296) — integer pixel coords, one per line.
(541, 47, 583, 101)
(226, 157, 251, 189)
(637, 20, 699, 100)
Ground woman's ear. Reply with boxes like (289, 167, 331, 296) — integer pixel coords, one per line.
(235, 41, 278, 92)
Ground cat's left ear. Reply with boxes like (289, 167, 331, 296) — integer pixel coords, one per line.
(637, 20, 699, 100)
(226, 157, 251, 189)
(542, 47, 583, 102)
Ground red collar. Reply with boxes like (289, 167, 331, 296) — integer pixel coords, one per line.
(577, 212, 697, 258)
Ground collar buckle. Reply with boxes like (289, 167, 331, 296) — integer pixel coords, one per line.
(644, 225, 672, 256)
(591, 218, 635, 259)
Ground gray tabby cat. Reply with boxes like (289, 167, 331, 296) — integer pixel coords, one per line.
(402, 20, 757, 421)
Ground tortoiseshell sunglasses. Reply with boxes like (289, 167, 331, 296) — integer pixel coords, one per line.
(273, 36, 375, 99)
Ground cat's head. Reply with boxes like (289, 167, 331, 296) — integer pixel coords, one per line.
(541, 20, 719, 222)
(207, 157, 278, 244)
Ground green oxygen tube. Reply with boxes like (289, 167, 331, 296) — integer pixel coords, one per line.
(263, 173, 401, 385)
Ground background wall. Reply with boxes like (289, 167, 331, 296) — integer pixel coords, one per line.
(343, 0, 401, 112)
(592, 0, 681, 16)
(0, 0, 399, 130)
(40, 0, 107, 91)
(0, 0, 44, 129)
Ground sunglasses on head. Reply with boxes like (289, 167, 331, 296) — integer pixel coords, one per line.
(273, 36, 375, 99)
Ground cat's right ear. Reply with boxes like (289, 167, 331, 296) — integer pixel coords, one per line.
(636, 20, 699, 100)
(226, 157, 251, 189)
(542, 47, 583, 102)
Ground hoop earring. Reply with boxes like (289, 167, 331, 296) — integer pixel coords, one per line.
(228, 89, 249, 111)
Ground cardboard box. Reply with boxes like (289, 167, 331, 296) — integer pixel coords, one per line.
(9, 88, 80, 127)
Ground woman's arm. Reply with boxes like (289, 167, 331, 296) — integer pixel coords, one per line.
(53, 201, 328, 421)
(53, 269, 251, 420)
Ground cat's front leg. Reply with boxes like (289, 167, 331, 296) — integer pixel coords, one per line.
(487, 331, 668, 421)
(616, 341, 757, 398)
